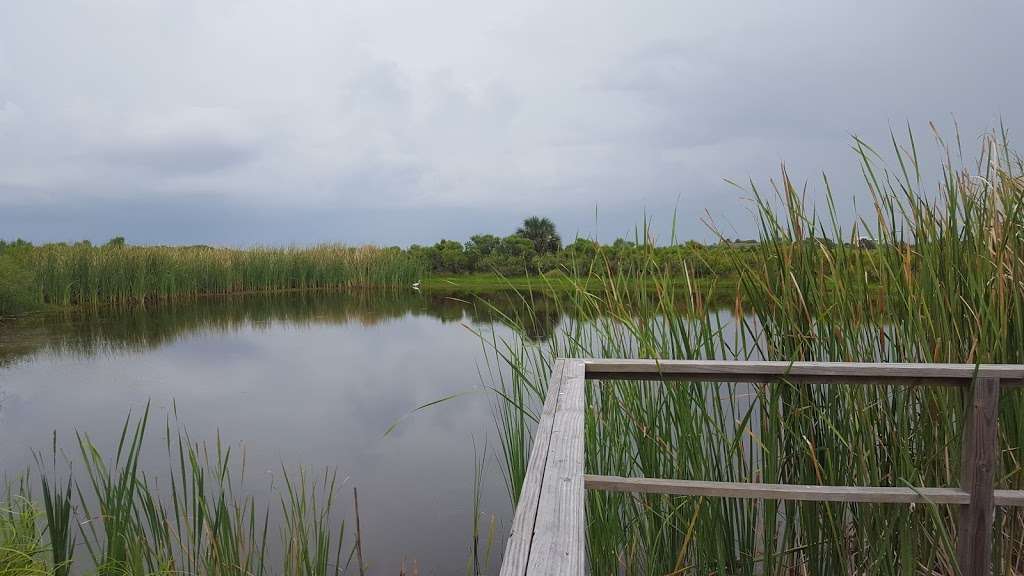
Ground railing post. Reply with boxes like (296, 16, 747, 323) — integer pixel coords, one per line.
(957, 376, 1000, 576)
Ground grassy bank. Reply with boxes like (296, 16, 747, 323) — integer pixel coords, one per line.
(486, 129, 1024, 574)
(0, 239, 754, 319)
(421, 272, 739, 296)
(0, 242, 424, 316)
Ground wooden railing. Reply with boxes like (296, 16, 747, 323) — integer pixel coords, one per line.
(498, 359, 1024, 576)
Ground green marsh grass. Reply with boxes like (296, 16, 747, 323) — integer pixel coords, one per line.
(0, 481, 49, 576)
(0, 405, 351, 576)
(5, 243, 423, 312)
(485, 128, 1024, 574)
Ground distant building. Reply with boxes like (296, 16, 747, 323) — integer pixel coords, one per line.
(722, 238, 758, 246)
(857, 236, 877, 249)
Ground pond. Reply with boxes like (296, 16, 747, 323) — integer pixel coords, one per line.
(0, 290, 565, 573)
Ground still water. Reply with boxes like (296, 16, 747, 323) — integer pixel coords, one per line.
(0, 291, 560, 573)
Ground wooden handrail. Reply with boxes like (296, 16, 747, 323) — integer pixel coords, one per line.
(584, 475, 975, 504)
(586, 475, 1024, 507)
(499, 359, 1024, 576)
(583, 358, 1024, 386)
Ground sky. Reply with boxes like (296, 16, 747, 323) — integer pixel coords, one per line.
(1, 0, 1021, 247)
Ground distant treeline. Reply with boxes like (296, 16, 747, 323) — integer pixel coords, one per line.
(1, 219, 890, 317)
(0, 233, 763, 316)
(407, 235, 761, 277)
(405, 215, 891, 278)
(0, 225, 877, 317)
(405, 215, 764, 277)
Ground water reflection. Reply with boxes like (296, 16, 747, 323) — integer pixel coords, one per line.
(0, 288, 732, 572)
(0, 289, 564, 369)
(0, 289, 562, 573)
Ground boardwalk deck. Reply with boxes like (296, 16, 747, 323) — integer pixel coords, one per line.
(498, 359, 1024, 576)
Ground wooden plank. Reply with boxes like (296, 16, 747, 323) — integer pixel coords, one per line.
(525, 360, 586, 576)
(957, 376, 1001, 576)
(994, 490, 1024, 507)
(585, 475, 972, 504)
(586, 477, 1024, 507)
(499, 359, 568, 576)
(582, 359, 1024, 387)
(585, 370, 971, 387)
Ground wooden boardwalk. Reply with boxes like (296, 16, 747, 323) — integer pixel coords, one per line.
(498, 359, 1024, 576)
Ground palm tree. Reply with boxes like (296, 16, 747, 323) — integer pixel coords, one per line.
(515, 216, 562, 253)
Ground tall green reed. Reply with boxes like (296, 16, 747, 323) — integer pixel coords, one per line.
(19, 243, 423, 309)
(0, 405, 351, 576)
(486, 128, 1024, 574)
(0, 478, 49, 576)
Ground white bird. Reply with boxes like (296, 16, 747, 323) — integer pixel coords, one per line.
(411, 281, 421, 291)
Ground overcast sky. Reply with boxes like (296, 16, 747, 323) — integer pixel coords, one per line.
(1, 1, 1021, 246)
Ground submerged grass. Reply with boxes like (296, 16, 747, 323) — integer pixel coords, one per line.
(0, 404, 351, 576)
(485, 127, 1024, 574)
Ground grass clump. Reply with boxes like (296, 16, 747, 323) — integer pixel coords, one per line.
(0, 405, 352, 576)
(0, 486, 49, 576)
(486, 127, 1024, 574)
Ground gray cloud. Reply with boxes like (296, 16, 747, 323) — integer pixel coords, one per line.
(100, 136, 260, 175)
(0, 192, 554, 247)
(1, 0, 1021, 245)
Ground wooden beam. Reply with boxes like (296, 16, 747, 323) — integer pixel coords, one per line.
(957, 376, 1001, 576)
(526, 360, 586, 575)
(585, 475, 971, 504)
(582, 359, 1024, 387)
(994, 490, 1024, 507)
(499, 359, 567, 576)
(586, 475, 1024, 508)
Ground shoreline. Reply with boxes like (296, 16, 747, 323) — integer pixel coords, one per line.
(1, 273, 743, 322)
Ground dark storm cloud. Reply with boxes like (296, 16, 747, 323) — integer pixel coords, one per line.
(1, 0, 1022, 245)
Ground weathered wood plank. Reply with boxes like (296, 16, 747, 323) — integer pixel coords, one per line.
(585, 475, 972, 504)
(957, 376, 1001, 576)
(994, 490, 1024, 507)
(525, 360, 586, 576)
(586, 475, 1024, 508)
(582, 359, 1024, 387)
(499, 359, 568, 576)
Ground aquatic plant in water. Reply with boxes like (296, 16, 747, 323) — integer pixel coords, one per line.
(0, 405, 352, 576)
